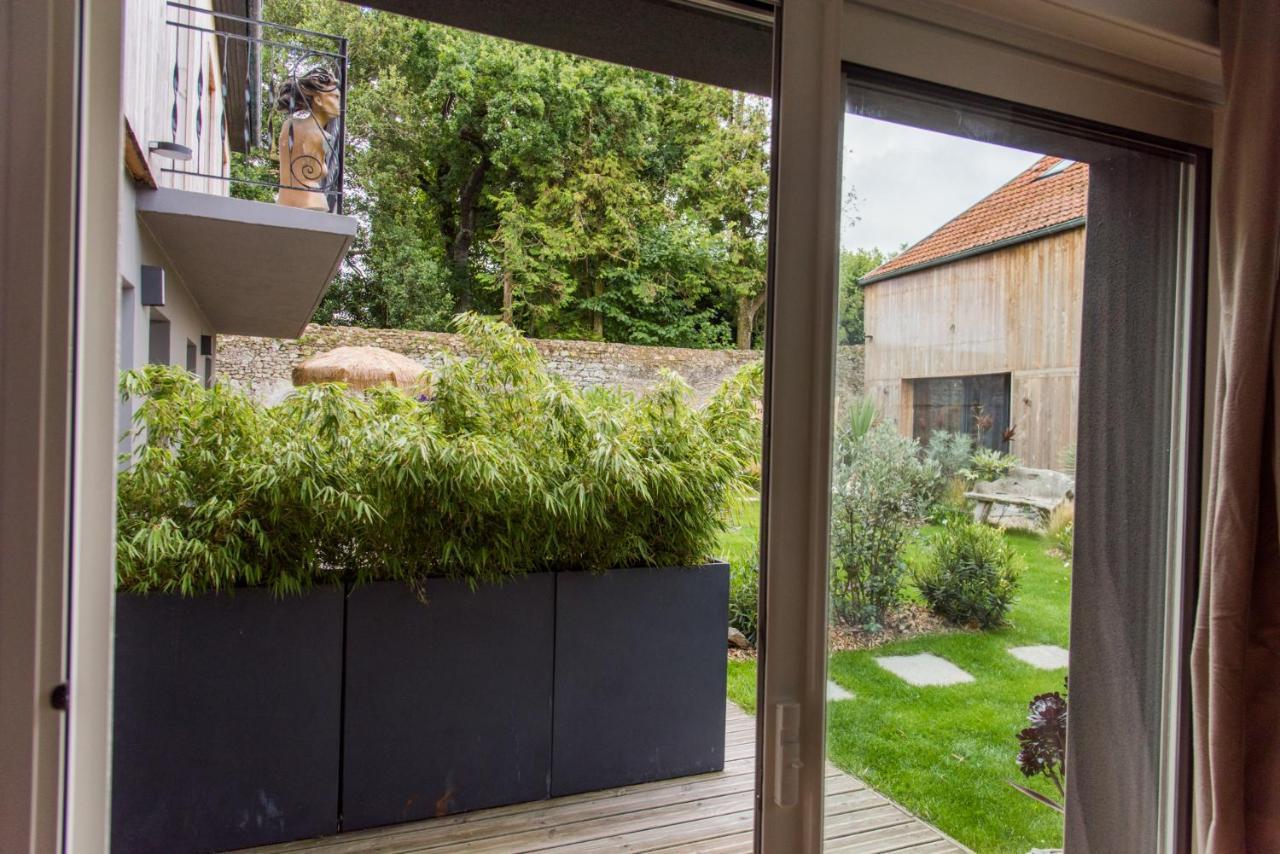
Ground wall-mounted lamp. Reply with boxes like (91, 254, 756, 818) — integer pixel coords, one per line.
(141, 265, 165, 307)
(148, 141, 192, 162)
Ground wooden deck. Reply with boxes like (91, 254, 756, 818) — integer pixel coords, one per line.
(249, 703, 967, 853)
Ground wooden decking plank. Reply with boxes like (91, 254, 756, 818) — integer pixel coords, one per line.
(446, 780, 876, 854)
(823, 804, 915, 837)
(436, 790, 760, 853)
(388, 774, 761, 850)
(547, 809, 755, 853)
(244, 701, 967, 854)
(825, 822, 949, 853)
(648, 829, 755, 853)
(244, 763, 761, 853)
(892, 841, 970, 853)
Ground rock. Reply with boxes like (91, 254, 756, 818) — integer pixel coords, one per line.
(728, 627, 752, 649)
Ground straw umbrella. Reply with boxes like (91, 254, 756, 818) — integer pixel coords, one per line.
(291, 345, 426, 392)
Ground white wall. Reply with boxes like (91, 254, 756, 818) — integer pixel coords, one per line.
(117, 177, 217, 453)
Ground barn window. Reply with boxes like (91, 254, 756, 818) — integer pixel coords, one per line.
(910, 373, 1012, 451)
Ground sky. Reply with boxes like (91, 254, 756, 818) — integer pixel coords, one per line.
(840, 114, 1043, 254)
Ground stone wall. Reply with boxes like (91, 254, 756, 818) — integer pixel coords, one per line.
(217, 324, 864, 408)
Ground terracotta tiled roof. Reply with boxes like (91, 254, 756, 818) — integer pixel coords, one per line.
(861, 156, 1088, 284)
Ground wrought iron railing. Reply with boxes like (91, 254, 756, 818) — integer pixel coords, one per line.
(163, 2, 348, 213)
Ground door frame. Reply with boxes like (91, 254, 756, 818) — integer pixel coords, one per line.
(756, 9, 1213, 845)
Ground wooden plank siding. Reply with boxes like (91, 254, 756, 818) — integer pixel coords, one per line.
(244, 703, 969, 854)
(124, 0, 231, 195)
(863, 227, 1084, 470)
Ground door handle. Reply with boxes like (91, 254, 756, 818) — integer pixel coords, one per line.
(773, 702, 802, 807)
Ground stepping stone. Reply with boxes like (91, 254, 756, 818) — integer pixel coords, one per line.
(1008, 644, 1069, 670)
(827, 680, 854, 701)
(874, 653, 974, 686)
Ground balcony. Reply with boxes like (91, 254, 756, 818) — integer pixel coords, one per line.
(129, 1, 356, 338)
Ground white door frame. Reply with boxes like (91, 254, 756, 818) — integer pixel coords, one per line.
(755, 2, 1218, 850)
(0, 0, 80, 846)
(755, 0, 846, 850)
(0, 0, 124, 851)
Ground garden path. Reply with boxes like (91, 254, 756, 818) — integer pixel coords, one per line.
(1007, 645, 1069, 669)
(874, 653, 975, 686)
(246, 702, 969, 853)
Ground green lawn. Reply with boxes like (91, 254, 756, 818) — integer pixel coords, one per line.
(723, 525, 1071, 854)
(716, 494, 761, 565)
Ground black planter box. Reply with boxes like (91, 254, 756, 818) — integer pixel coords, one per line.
(110, 586, 344, 854)
(112, 563, 729, 847)
(341, 574, 556, 831)
(550, 562, 730, 797)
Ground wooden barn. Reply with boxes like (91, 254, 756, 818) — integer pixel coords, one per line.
(860, 155, 1087, 471)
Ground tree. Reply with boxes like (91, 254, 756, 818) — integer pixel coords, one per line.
(838, 247, 891, 345)
(672, 88, 770, 348)
(267, 0, 772, 349)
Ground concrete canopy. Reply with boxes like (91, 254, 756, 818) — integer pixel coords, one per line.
(136, 188, 356, 338)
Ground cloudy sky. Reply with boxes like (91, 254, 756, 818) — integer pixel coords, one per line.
(840, 114, 1043, 254)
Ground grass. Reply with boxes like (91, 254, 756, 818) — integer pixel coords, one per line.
(716, 494, 761, 565)
(723, 524, 1071, 854)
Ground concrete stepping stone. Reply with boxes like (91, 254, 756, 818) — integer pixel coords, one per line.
(874, 653, 974, 686)
(1008, 644, 1069, 670)
(827, 679, 854, 701)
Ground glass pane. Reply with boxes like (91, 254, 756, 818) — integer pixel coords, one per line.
(824, 71, 1195, 853)
(111, 3, 772, 850)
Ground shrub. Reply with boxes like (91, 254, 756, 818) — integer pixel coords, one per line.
(1010, 681, 1068, 813)
(844, 395, 879, 442)
(728, 555, 760, 644)
(915, 521, 1021, 628)
(961, 448, 1020, 483)
(116, 314, 764, 595)
(1046, 501, 1074, 561)
(830, 423, 940, 629)
(925, 430, 974, 482)
(929, 477, 973, 526)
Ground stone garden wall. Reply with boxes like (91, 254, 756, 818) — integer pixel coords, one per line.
(217, 324, 864, 408)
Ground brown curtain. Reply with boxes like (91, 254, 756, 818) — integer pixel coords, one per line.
(1191, 1, 1280, 850)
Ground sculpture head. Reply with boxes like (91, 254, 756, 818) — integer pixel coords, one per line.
(275, 66, 341, 125)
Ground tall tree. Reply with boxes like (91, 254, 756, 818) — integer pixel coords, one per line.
(838, 247, 892, 345)
(269, 0, 770, 349)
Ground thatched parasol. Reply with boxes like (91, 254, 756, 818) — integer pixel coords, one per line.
(291, 345, 425, 392)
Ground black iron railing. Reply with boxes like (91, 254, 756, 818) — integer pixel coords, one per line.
(163, 2, 348, 213)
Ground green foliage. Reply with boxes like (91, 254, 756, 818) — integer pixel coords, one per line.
(838, 247, 890, 345)
(915, 521, 1022, 628)
(1058, 444, 1076, 475)
(925, 430, 975, 482)
(115, 367, 377, 596)
(830, 424, 940, 629)
(962, 448, 1020, 483)
(843, 395, 879, 443)
(1046, 501, 1074, 561)
(728, 554, 760, 644)
(116, 315, 763, 595)
(229, 152, 278, 203)
(268, 0, 770, 348)
(730, 529, 1073, 852)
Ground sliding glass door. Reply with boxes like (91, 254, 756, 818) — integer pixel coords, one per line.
(757, 4, 1207, 848)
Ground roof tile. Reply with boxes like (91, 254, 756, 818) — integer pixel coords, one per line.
(862, 156, 1088, 283)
